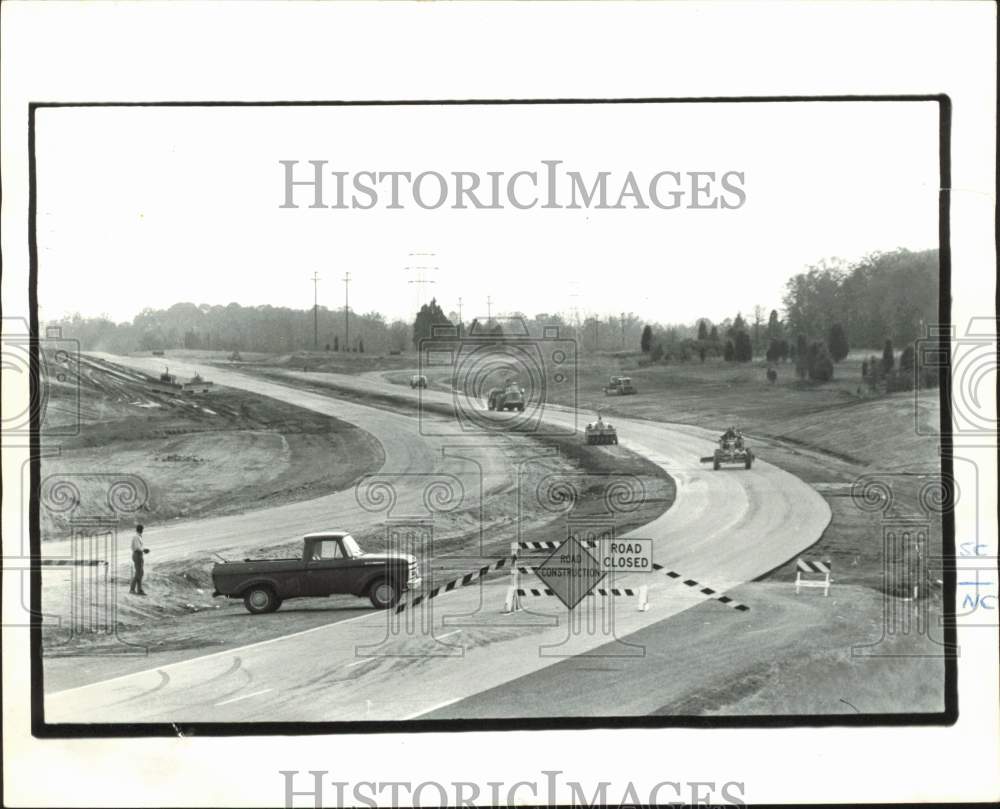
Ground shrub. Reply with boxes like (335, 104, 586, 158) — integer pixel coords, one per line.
(886, 370, 913, 393)
(807, 340, 834, 382)
(723, 340, 735, 361)
(766, 339, 782, 363)
(650, 342, 664, 362)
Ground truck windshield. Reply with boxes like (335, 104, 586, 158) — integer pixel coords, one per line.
(342, 534, 363, 557)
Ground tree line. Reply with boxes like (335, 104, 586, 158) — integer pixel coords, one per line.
(636, 247, 939, 386)
(47, 302, 413, 356)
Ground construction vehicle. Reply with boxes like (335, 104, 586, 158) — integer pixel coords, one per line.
(149, 367, 214, 395)
(487, 380, 525, 412)
(585, 417, 619, 445)
(604, 376, 637, 395)
(701, 430, 754, 470)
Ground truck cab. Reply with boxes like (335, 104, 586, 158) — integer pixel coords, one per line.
(211, 531, 422, 614)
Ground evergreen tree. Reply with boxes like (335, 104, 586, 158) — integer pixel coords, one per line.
(412, 298, 453, 348)
(767, 309, 783, 341)
(828, 323, 849, 362)
(640, 325, 653, 353)
(734, 331, 753, 362)
(900, 344, 915, 378)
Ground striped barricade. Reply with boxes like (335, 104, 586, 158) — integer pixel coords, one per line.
(795, 558, 832, 596)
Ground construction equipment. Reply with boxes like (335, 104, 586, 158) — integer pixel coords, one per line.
(603, 376, 637, 395)
(585, 419, 619, 445)
(701, 432, 754, 470)
(488, 380, 525, 412)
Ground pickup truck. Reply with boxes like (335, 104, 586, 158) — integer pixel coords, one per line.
(211, 531, 421, 614)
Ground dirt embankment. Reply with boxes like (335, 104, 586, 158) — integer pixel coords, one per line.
(41, 355, 385, 536)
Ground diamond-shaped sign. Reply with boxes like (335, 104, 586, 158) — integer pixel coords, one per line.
(535, 536, 606, 609)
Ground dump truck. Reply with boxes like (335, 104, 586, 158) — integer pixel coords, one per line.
(700, 431, 754, 470)
(603, 376, 637, 395)
(487, 381, 525, 412)
(212, 531, 421, 613)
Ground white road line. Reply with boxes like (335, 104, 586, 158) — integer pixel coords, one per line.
(214, 688, 272, 707)
(345, 658, 372, 668)
(437, 629, 462, 640)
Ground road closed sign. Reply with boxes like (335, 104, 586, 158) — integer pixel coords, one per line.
(599, 538, 653, 572)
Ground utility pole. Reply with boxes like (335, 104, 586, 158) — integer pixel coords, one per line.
(457, 297, 463, 337)
(486, 295, 493, 324)
(593, 318, 599, 352)
(343, 272, 351, 351)
(311, 272, 320, 349)
(621, 312, 626, 349)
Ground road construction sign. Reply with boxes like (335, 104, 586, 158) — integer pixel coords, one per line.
(534, 536, 606, 609)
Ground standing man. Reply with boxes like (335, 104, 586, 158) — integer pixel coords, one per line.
(130, 524, 149, 595)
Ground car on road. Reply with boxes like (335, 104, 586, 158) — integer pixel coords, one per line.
(211, 531, 422, 613)
(410, 374, 428, 389)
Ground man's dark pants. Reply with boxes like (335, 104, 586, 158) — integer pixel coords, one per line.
(130, 550, 145, 593)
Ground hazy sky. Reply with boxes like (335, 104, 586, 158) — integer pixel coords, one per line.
(35, 101, 939, 326)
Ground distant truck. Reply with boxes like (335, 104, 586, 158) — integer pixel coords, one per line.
(487, 381, 525, 412)
(211, 531, 421, 613)
(410, 374, 427, 389)
(604, 376, 637, 395)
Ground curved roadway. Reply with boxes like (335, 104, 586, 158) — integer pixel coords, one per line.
(45, 357, 830, 722)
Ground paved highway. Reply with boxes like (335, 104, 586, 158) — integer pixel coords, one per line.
(45, 357, 830, 722)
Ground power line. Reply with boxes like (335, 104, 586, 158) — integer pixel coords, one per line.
(407, 252, 437, 311)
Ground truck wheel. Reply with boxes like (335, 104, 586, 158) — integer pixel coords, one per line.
(745, 454, 753, 469)
(368, 578, 399, 609)
(517, 404, 525, 412)
(713, 458, 721, 470)
(244, 586, 280, 614)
